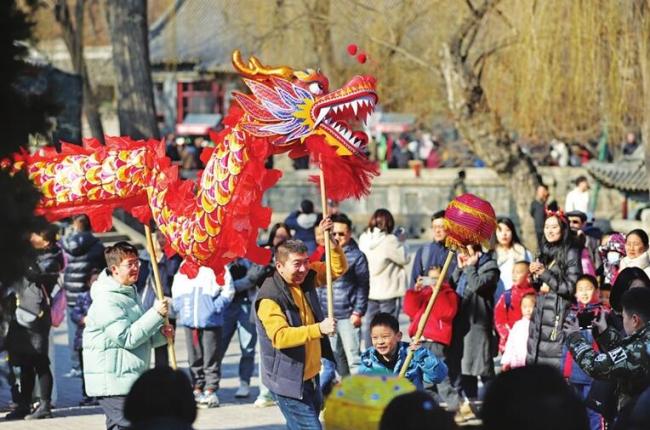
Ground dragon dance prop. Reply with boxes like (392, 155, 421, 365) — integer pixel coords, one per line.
(399, 193, 497, 377)
(5, 51, 379, 286)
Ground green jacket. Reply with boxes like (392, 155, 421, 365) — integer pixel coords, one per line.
(566, 324, 650, 409)
(82, 270, 166, 396)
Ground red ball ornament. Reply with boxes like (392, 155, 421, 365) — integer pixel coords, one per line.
(443, 193, 497, 251)
(347, 44, 358, 56)
(356, 53, 367, 64)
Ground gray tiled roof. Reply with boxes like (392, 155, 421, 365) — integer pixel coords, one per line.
(149, 0, 238, 72)
(586, 157, 648, 192)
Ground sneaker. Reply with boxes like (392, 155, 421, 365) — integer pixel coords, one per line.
(253, 397, 276, 408)
(454, 400, 476, 423)
(193, 388, 203, 403)
(25, 400, 52, 420)
(79, 397, 99, 407)
(198, 390, 219, 408)
(235, 382, 250, 398)
(5, 405, 29, 420)
(63, 368, 82, 378)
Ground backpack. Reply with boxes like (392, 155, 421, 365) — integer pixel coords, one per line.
(15, 278, 49, 329)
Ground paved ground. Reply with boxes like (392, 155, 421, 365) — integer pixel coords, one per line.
(0, 239, 483, 429)
(1, 319, 286, 429)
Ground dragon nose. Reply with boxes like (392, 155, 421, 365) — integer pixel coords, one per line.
(347, 75, 377, 88)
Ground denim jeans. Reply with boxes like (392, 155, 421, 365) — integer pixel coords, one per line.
(330, 317, 361, 376)
(220, 295, 257, 383)
(273, 376, 322, 430)
(319, 358, 336, 393)
(422, 341, 462, 411)
(66, 308, 80, 370)
(257, 358, 273, 401)
(572, 383, 604, 430)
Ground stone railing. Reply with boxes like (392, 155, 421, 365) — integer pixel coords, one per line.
(265, 167, 625, 237)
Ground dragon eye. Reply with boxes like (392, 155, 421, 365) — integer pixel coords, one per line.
(308, 82, 323, 95)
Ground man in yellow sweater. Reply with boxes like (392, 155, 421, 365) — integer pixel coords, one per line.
(255, 217, 347, 430)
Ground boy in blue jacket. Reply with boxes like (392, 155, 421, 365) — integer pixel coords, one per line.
(359, 312, 448, 390)
(171, 263, 235, 408)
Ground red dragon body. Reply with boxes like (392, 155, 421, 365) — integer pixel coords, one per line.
(6, 51, 379, 279)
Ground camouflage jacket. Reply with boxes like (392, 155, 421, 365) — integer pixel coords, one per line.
(566, 324, 650, 409)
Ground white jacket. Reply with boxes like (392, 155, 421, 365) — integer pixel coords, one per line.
(358, 228, 411, 300)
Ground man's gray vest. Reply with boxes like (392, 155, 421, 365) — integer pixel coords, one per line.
(255, 270, 335, 399)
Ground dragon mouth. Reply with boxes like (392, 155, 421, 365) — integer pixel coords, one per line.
(312, 77, 377, 154)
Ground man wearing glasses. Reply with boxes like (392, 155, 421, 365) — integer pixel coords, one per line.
(566, 210, 601, 273)
(82, 242, 174, 430)
(317, 213, 369, 391)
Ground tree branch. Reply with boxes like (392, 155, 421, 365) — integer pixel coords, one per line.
(365, 34, 437, 73)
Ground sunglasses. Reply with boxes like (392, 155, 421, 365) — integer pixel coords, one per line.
(331, 232, 347, 237)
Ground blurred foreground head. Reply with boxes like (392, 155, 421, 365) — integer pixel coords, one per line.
(481, 365, 588, 430)
(124, 367, 196, 430)
(380, 391, 455, 430)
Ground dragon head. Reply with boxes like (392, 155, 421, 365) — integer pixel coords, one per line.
(231, 50, 378, 157)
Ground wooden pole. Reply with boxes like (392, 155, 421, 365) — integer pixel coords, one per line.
(398, 250, 455, 377)
(144, 225, 178, 369)
(319, 165, 334, 319)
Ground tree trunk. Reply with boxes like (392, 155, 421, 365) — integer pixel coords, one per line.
(440, 1, 540, 250)
(636, 3, 650, 200)
(105, 0, 159, 139)
(54, 0, 104, 143)
(306, 0, 340, 78)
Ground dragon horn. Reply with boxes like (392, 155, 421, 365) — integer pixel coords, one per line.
(232, 50, 294, 80)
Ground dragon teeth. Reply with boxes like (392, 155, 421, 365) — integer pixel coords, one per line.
(315, 108, 329, 126)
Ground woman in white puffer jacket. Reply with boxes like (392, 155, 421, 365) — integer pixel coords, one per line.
(359, 209, 410, 346)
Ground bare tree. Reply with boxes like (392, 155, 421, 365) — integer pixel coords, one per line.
(440, 0, 540, 246)
(105, 0, 159, 139)
(53, 0, 105, 142)
(632, 1, 650, 196)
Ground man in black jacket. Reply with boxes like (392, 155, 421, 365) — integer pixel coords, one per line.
(529, 184, 549, 252)
(61, 215, 106, 375)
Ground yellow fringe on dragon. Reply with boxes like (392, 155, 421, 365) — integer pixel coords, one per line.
(3, 50, 379, 280)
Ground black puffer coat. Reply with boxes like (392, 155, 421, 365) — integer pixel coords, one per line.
(61, 231, 106, 306)
(527, 245, 582, 369)
(7, 245, 63, 360)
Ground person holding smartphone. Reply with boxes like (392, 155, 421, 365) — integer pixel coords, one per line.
(527, 212, 582, 370)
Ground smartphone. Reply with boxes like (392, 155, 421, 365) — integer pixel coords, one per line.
(578, 311, 596, 330)
(420, 276, 436, 286)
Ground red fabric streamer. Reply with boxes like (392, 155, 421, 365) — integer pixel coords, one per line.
(304, 134, 379, 201)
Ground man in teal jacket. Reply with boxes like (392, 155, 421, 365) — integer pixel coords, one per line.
(83, 242, 173, 430)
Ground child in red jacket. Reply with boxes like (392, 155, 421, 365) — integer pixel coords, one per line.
(494, 261, 536, 354)
(404, 266, 461, 410)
